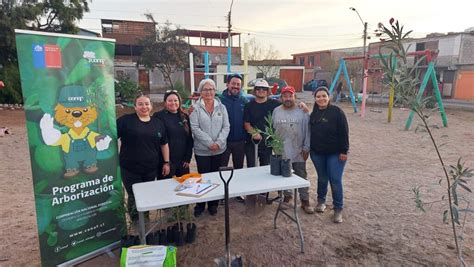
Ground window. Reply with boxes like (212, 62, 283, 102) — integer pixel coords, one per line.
(256, 73, 264, 78)
(299, 57, 305, 66)
(415, 42, 426, 65)
(308, 56, 315, 67)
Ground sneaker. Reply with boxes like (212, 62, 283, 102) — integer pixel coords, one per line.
(194, 206, 204, 218)
(300, 200, 315, 214)
(235, 196, 245, 203)
(333, 210, 343, 223)
(315, 202, 326, 213)
(283, 195, 293, 203)
(208, 206, 218, 216)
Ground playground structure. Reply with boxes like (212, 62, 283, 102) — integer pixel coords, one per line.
(329, 49, 447, 129)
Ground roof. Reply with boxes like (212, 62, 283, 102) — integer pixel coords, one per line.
(176, 29, 240, 39)
(292, 46, 363, 57)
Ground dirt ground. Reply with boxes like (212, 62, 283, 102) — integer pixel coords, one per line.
(1, 99, 473, 266)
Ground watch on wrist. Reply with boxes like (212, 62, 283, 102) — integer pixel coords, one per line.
(163, 161, 169, 164)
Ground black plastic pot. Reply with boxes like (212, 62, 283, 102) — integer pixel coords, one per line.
(121, 235, 139, 248)
(158, 229, 167, 245)
(185, 223, 197, 244)
(146, 230, 160, 245)
(270, 155, 281, 175)
(173, 223, 185, 246)
(281, 158, 292, 177)
(166, 225, 175, 244)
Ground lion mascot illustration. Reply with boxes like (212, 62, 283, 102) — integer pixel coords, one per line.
(40, 85, 112, 178)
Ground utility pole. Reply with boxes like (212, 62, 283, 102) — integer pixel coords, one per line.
(361, 21, 368, 118)
(227, 0, 234, 74)
(350, 7, 369, 117)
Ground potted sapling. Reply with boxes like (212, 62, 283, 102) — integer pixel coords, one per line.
(261, 115, 290, 176)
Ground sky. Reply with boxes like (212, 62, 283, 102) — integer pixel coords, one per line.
(79, 0, 474, 58)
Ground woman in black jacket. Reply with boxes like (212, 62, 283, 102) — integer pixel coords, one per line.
(309, 86, 349, 223)
(153, 91, 193, 178)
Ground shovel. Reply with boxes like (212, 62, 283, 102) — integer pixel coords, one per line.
(214, 166, 243, 267)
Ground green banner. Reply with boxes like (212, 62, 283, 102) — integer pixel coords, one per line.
(15, 30, 124, 267)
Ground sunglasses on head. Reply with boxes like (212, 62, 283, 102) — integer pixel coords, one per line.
(166, 89, 178, 93)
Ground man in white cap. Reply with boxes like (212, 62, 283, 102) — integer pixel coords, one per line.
(244, 79, 280, 167)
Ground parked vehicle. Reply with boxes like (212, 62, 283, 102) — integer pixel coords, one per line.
(304, 79, 328, 92)
(248, 78, 287, 94)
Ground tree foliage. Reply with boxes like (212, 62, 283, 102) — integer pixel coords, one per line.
(247, 38, 280, 79)
(138, 15, 199, 90)
(0, 0, 91, 103)
(1, 0, 90, 63)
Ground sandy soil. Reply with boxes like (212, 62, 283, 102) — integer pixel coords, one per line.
(1, 98, 473, 266)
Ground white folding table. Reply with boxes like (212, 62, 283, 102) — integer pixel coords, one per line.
(132, 166, 310, 252)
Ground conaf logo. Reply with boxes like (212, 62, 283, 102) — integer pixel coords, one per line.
(34, 45, 43, 52)
(83, 51, 95, 59)
(83, 50, 106, 65)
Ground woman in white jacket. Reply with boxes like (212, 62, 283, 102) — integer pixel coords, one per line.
(190, 78, 230, 217)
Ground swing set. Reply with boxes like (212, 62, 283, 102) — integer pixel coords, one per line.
(329, 49, 448, 129)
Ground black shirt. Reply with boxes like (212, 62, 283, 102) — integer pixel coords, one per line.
(153, 110, 193, 165)
(244, 99, 281, 145)
(117, 113, 168, 173)
(310, 105, 349, 154)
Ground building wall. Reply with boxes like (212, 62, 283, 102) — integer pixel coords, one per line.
(459, 34, 474, 64)
(454, 70, 474, 100)
(280, 67, 304, 92)
(114, 64, 184, 94)
(215, 65, 258, 91)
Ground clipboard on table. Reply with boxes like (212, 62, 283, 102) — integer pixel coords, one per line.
(176, 183, 219, 197)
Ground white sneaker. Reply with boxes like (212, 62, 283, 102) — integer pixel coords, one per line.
(333, 210, 343, 223)
(315, 202, 326, 213)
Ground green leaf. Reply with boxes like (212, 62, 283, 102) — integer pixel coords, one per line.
(451, 206, 460, 225)
(458, 209, 474, 213)
(442, 209, 448, 224)
(25, 93, 40, 110)
(458, 183, 472, 193)
(47, 231, 58, 246)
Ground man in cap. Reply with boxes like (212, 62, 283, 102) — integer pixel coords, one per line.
(244, 79, 281, 167)
(40, 85, 112, 178)
(271, 85, 314, 214)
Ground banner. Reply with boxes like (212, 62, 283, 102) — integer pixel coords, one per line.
(15, 30, 124, 266)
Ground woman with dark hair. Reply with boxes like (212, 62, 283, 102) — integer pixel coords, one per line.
(309, 86, 349, 223)
(153, 91, 193, 178)
(117, 94, 170, 220)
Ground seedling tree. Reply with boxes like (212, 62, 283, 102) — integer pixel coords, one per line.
(377, 18, 473, 266)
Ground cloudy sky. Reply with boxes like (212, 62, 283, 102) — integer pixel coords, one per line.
(79, 0, 474, 58)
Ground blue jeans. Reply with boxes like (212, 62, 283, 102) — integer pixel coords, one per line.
(310, 152, 346, 210)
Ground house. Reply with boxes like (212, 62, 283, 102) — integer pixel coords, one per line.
(77, 28, 101, 37)
(368, 28, 474, 100)
(292, 47, 363, 84)
(101, 19, 163, 93)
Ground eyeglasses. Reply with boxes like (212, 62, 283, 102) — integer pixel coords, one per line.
(201, 88, 215, 92)
(254, 87, 269, 91)
(166, 90, 178, 93)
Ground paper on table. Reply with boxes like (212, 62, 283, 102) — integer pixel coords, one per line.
(176, 182, 219, 197)
(123, 245, 166, 266)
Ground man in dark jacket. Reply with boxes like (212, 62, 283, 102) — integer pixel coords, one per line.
(219, 74, 248, 171)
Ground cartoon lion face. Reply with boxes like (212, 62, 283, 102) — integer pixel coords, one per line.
(54, 104, 98, 129)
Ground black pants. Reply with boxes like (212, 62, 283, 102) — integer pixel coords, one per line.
(245, 142, 272, 167)
(194, 153, 225, 211)
(221, 140, 245, 169)
(163, 162, 190, 179)
(121, 167, 157, 220)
